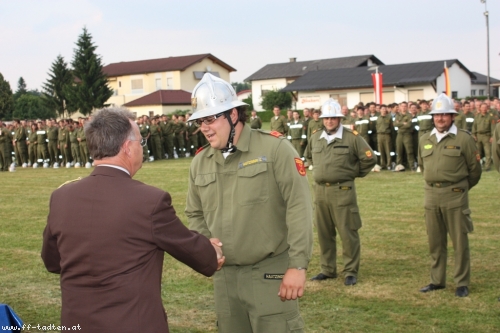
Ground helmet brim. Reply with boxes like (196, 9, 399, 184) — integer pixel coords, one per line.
(188, 100, 248, 121)
(319, 114, 345, 118)
(428, 110, 458, 115)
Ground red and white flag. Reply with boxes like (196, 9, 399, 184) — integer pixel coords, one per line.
(371, 71, 383, 104)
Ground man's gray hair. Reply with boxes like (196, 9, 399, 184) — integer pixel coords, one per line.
(85, 107, 136, 160)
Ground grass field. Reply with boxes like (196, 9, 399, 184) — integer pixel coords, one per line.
(1, 157, 499, 332)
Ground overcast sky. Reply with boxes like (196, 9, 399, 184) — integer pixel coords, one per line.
(1, 0, 499, 92)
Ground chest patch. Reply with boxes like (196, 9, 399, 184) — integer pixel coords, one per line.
(238, 156, 267, 169)
(424, 144, 433, 150)
(444, 146, 460, 150)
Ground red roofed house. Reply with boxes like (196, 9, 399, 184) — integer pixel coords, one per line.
(103, 53, 236, 116)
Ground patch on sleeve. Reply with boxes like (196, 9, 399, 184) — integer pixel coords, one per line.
(365, 150, 373, 158)
(294, 157, 306, 176)
(195, 146, 204, 155)
(58, 177, 82, 189)
(270, 131, 282, 138)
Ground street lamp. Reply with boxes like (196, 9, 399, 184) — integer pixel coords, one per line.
(481, 0, 490, 99)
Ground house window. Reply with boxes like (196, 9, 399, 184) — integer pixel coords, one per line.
(149, 111, 154, 117)
(261, 84, 277, 97)
(131, 79, 143, 94)
(155, 78, 161, 91)
(330, 93, 347, 107)
(471, 90, 476, 96)
(167, 78, 173, 90)
(479, 89, 484, 96)
(113, 89, 118, 96)
(452, 91, 458, 98)
(119, 81, 121, 88)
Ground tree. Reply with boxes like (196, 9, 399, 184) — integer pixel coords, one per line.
(0, 73, 14, 120)
(231, 82, 251, 93)
(243, 94, 253, 111)
(260, 90, 292, 111)
(14, 77, 27, 100)
(66, 27, 113, 115)
(42, 55, 76, 118)
(13, 94, 56, 120)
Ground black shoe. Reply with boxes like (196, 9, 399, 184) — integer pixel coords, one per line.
(344, 276, 357, 286)
(310, 273, 337, 281)
(455, 286, 469, 297)
(419, 284, 445, 293)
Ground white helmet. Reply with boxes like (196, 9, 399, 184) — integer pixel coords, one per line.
(85, 162, 91, 168)
(33, 163, 39, 168)
(53, 162, 59, 169)
(189, 73, 247, 122)
(320, 99, 344, 118)
(75, 162, 81, 168)
(430, 93, 458, 114)
(66, 162, 71, 168)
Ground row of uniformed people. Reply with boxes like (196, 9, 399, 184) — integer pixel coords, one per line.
(137, 113, 208, 162)
(0, 118, 92, 171)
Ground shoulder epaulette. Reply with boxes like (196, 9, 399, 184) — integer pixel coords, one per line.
(269, 131, 283, 138)
(195, 143, 210, 156)
(312, 129, 321, 135)
(351, 130, 359, 136)
(58, 177, 82, 189)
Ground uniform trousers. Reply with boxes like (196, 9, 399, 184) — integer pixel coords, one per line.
(150, 135, 162, 161)
(314, 181, 362, 278)
(424, 178, 472, 287)
(396, 132, 415, 167)
(71, 143, 81, 164)
(15, 141, 28, 165)
(290, 139, 302, 156)
(48, 140, 59, 165)
(377, 133, 391, 168)
(0, 145, 10, 171)
(476, 134, 492, 170)
(79, 142, 89, 164)
(28, 143, 36, 165)
(58, 141, 67, 164)
(163, 134, 174, 159)
(37, 143, 49, 163)
(214, 251, 304, 333)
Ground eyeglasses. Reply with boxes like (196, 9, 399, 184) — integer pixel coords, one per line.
(130, 138, 147, 147)
(193, 113, 226, 127)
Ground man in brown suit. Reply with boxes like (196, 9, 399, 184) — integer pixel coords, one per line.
(41, 107, 224, 333)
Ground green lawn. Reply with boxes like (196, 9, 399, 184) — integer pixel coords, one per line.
(1, 158, 499, 332)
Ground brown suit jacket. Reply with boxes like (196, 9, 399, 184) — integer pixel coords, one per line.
(41, 166, 217, 333)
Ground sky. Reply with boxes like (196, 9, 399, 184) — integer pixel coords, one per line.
(1, 0, 499, 92)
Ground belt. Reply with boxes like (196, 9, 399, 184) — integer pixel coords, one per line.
(477, 132, 491, 135)
(427, 182, 453, 188)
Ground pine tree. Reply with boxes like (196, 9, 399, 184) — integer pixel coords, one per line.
(66, 27, 113, 115)
(42, 55, 75, 118)
(0, 73, 14, 120)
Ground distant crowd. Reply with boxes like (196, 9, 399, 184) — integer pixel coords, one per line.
(1, 97, 499, 172)
(261, 97, 500, 172)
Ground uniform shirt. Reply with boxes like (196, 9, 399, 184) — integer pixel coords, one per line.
(36, 128, 48, 145)
(287, 120, 306, 141)
(418, 124, 481, 188)
(186, 124, 313, 269)
(47, 126, 59, 141)
(464, 113, 475, 132)
(305, 126, 376, 184)
(270, 115, 288, 134)
(354, 117, 370, 138)
(394, 113, 413, 134)
(307, 119, 323, 139)
(368, 113, 379, 135)
(417, 111, 434, 132)
(454, 112, 465, 131)
(472, 113, 495, 136)
(375, 114, 393, 134)
(249, 116, 262, 129)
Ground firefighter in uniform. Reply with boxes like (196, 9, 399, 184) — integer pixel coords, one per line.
(186, 73, 313, 333)
(287, 111, 306, 155)
(418, 94, 481, 297)
(394, 102, 415, 171)
(270, 106, 288, 135)
(472, 103, 495, 171)
(462, 101, 475, 132)
(375, 104, 393, 170)
(354, 107, 370, 144)
(305, 99, 375, 286)
(249, 110, 262, 129)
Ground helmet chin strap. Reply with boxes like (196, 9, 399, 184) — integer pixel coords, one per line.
(222, 110, 238, 153)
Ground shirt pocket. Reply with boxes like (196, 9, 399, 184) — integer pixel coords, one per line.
(311, 146, 323, 165)
(333, 147, 350, 166)
(439, 148, 461, 171)
(237, 163, 269, 206)
(195, 173, 218, 211)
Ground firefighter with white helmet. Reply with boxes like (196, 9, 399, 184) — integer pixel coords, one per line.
(418, 93, 481, 297)
(305, 98, 375, 286)
(186, 73, 313, 332)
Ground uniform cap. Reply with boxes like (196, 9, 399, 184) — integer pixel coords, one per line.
(319, 98, 344, 118)
(429, 93, 458, 114)
(189, 73, 247, 122)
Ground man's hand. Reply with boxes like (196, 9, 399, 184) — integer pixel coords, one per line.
(210, 238, 225, 270)
(490, 137, 493, 143)
(278, 268, 306, 302)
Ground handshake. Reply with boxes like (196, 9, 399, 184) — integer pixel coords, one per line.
(210, 238, 225, 270)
